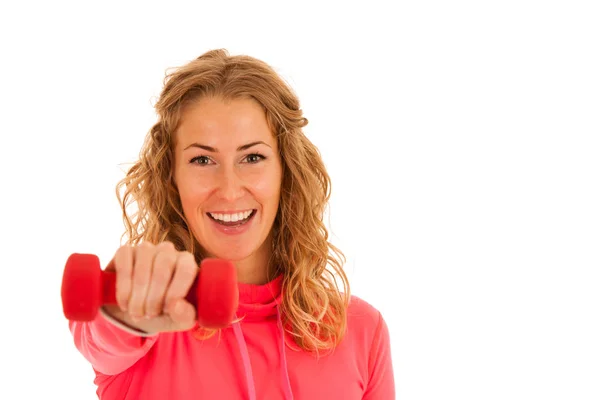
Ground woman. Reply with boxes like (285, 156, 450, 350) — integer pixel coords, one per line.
(69, 49, 395, 399)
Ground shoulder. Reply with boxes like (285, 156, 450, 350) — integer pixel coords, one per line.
(347, 294, 382, 321)
(345, 294, 387, 342)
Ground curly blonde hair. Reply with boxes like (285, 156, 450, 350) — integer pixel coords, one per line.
(116, 49, 350, 352)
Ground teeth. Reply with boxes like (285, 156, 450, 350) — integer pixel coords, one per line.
(209, 210, 253, 222)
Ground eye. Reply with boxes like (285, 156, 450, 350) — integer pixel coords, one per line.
(244, 153, 266, 164)
(190, 155, 213, 166)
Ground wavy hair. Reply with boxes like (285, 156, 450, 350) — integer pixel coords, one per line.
(116, 49, 350, 352)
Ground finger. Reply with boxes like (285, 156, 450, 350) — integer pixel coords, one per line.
(128, 242, 155, 319)
(128, 299, 195, 333)
(107, 245, 134, 312)
(163, 251, 198, 312)
(144, 242, 177, 318)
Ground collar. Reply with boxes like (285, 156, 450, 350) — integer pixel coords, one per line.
(235, 274, 283, 322)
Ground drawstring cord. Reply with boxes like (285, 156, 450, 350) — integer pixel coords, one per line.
(233, 322, 256, 400)
(232, 308, 294, 400)
(277, 307, 294, 400)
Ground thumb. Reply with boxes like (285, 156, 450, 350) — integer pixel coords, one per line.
(167, 299, 196, 330)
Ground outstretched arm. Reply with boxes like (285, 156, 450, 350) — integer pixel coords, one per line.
(69, 307, 158, 376)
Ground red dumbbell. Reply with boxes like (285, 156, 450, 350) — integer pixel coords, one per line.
(61, 253, 238, 329)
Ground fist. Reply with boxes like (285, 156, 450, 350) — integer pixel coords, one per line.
(102, 241, 199, 334)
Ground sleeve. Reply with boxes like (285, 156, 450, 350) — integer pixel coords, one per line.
(69, 307, 159, 375)
(362, 312, 395, 399)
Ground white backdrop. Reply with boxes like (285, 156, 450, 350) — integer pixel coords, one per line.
(1, 1, 599, 399)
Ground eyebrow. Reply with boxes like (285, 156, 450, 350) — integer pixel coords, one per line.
(183, 141, 270, 152)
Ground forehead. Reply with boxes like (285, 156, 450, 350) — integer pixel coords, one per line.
(175, 96, 275, 149)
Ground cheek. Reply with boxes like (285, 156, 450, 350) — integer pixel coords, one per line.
(248, 167, 282, 206)
(176, 174, 211, 213)
(181, 186, 209, 205)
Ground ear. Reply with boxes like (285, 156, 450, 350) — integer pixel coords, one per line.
(171, 149, 179, 188)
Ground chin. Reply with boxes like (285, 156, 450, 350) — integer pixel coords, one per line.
(205, 244, 258, 262)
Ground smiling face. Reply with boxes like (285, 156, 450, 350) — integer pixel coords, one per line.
(174, 96, 282, 272)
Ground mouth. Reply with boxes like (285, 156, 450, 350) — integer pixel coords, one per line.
(207, 209, 257, 227)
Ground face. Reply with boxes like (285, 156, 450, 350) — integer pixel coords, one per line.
(174, 96, 282, 266)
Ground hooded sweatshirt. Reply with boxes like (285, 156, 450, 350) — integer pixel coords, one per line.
(69, 275, 395, 399)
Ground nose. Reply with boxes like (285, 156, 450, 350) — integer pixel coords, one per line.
(217, 165, 245, 201)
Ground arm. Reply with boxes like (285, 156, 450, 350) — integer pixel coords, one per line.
(363, 312, 395, 399)
(69, 306, 159, 376)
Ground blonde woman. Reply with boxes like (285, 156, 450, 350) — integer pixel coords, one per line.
(69, 49, 395, 399)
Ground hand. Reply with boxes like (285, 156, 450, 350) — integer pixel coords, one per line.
(102, 241, 199, 334)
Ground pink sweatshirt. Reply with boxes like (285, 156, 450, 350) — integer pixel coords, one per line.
(69, 275, 395, 399)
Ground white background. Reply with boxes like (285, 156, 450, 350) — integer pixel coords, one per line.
(1, 1, 599, 399)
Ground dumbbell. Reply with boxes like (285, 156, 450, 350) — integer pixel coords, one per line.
(61, 253, 238, 329)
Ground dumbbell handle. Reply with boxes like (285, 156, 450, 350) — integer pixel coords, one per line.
(98, 269, 200, 308)
(100, 270, 117, 304)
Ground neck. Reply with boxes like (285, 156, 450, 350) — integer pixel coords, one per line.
(234, 241, 272, 285)
(236, 265, 269, 285)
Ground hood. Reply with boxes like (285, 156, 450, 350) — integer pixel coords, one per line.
(236, 274, 284, 322)
(193, 274, 293, 400)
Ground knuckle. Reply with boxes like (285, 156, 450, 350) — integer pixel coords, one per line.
(158, 241, 176, 251)
(156, 250, 177, 267)
(155, 267, 174, 285)
(115, 245, 125, 258)
(181, 250, 195, 260)
(154, 254, 176, 279)
(128, 296, 142, 309)
(134, 243, 154, 260)
(133, 272, 148, 288)
(177, 252, 197, 271)
(121, 244, 133, 253)
(137, 241, 154, 252)
(117, 295, 128, 307)
(127, 303, 141, 316)
(145, 297, 160, 312)
(178, 264, 197, 281)
(114, 246, 132, 270)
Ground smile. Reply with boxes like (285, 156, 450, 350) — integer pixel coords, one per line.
(207, 209, 256, 227)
